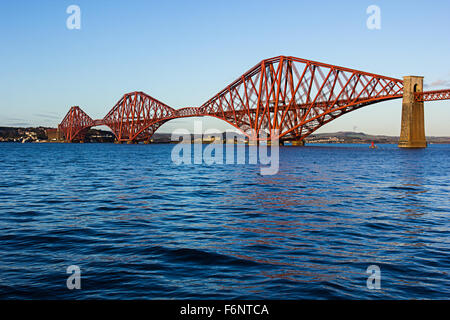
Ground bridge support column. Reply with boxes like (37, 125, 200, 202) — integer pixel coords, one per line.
(56, 128, 64, 142)
(291, 140, 305, 146)
(399, 76, 427, 148)
(266, 140, 282, 146)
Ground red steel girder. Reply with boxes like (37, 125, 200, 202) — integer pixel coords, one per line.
(63, 56, 450, 143)
(415, 89, 450, 102)
(59, 106, 95, 142)
(198, 56, 404, 141)
(102, 91, 176, 142)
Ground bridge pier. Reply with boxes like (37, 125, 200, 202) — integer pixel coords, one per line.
(246, 140, 287, 146)
(291, 140, 305, 146)
(282, 140, 305, 146)
(266, 140, 283, 146)
(399, 76, 427, 148)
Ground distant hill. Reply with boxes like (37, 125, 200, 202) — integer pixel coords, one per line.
(0, 126, 114, 143)
(1, 126, 449, 144)
(307, 131, 450, 144)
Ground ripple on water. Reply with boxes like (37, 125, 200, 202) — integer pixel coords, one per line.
(0, 143, 449, 299)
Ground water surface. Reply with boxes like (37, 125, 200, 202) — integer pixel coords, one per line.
(0, 143, 448, 299)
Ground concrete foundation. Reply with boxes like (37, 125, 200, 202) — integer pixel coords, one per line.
(292, 140, 305, 146)
(398, 76, 427, 148)
(266, 140, 282, 146)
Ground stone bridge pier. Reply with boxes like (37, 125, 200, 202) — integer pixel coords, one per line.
(399, 76, 427, 148)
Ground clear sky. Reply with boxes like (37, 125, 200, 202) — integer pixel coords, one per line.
(0, 0, 449, 135)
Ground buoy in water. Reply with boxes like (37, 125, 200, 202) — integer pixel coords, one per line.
(369, 141, 377, 149)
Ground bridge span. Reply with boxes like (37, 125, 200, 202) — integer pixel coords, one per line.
(58, 56, 450, 148)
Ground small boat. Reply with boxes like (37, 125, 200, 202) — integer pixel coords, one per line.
(369, 141, 377, 149)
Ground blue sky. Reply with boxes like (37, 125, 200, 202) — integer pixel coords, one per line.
(0, 0, 449, 135)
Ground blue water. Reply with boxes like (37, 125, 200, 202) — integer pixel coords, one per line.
(0, 142, 449, 299)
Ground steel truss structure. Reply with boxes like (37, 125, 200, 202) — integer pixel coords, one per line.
(58, 56, 450, 142)
(415, 89, 450, 102)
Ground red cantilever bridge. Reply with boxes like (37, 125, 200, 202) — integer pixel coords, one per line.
(59, 56, 450, 147)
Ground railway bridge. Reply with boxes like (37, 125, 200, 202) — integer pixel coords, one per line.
(58, 56, 450, 148)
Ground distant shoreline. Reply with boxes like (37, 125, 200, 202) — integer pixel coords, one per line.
(1, 126, 450, 144)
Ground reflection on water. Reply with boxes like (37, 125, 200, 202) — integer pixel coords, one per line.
(0, 143, 448, 299)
